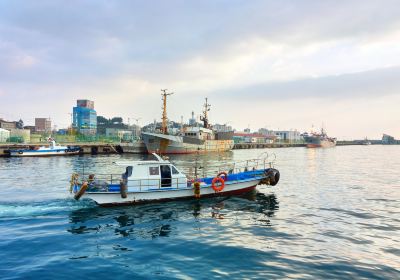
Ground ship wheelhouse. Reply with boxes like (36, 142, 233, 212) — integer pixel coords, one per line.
(114, 157, 187, 191)
(182, 127, 214, 140)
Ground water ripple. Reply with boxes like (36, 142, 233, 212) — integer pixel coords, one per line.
(1, 146, 400, 279)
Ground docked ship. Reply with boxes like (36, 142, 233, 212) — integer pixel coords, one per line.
(362, 137, 372, 145)
(303, 128, 336, 148)
(142, 91, 234, 154)
(9, 138, 80, 157)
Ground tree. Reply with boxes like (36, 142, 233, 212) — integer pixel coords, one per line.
(97, 116, 109, 125)
(16, 119, 24, 129)
(111, 117, 123, 124)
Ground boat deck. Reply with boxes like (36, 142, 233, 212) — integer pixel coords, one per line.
(84, 170, 266, 194)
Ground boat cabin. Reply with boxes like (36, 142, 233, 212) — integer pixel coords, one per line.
(113, 154, 187, 191)
(182, 127, 214, 141)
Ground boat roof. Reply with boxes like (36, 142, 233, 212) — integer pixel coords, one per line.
(185, 127, 213, 133)
(114, 160, 170, 166)
(114, 153, 171, 166)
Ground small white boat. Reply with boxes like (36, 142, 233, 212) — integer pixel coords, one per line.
(9, 138, 80, 157)
(70, 153, 280, 206)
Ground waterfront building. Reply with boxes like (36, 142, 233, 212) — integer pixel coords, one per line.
(274, 130, 301, 143)
(233, 132, 275, 144)
(0, 128, 10, 142)
(9, 129, 31, 143)
(23, 126, 36, 134)
(106, 128, 137, 142)
(258, 128, 275, 137)
(77, 99, 94, 109)
(35, 118, 51, 133)
(0, 119, 17, 130)
(213, 123, 233, 132)
(127, 124, 141, 138)
(73, 99, 97, 135)
(105, 124, 141, 142)
(382, 134, 396, 144)
(188, 111, 196, 126)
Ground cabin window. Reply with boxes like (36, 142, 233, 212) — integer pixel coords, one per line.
(171, 166, 179, 175)
(149, 166, 159, 176)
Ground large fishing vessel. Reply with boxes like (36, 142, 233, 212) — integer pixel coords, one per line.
(70, 153, 280, 206)
(303, 128, 336, 148)
(142, 91, 234, 154)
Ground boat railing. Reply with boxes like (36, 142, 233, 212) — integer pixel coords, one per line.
(217, 157, 275, 175)
(80, 173, 123, 185)
(73, 173, 188, 192)
(124, 177, 187, 191)
(182, 155, 276, 179)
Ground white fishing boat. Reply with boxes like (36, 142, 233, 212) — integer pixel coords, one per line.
(9, 138, 80, 157)
(70, 153, 280, 206)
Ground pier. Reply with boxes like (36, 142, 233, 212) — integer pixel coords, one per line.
(0, 142, 146, 157)
(233, 143, 306, 149)
(1, 140, 392, 157)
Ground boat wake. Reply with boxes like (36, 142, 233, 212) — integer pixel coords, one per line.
(0, 199, 96, 218)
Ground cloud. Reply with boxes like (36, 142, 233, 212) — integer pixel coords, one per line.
(1, 1, 400, 138)
(216, 66, 400, 101)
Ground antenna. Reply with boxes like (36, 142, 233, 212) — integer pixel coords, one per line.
(200, 97, 211, 128)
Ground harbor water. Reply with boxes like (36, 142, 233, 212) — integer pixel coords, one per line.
(0, 146, 399, 279)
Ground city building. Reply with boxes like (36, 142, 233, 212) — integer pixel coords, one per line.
(0, 119, 17, 130)
(77, 99, 94, 109)
(258, 128, 275, 137)
(9, 128, 31, 143)
(24, 126, 36, 134)
(213, 123, 233, 132)
(274, 130, 301, 143)
(189, 111, 196, 126)
(35, 118, 52, 133)
(382, 134, 396, 144)
(106, 128, 137, 142)
(73, 99, 97, 135)
(233, 132, 275, 144)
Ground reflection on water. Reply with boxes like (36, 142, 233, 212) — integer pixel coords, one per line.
(67, 192, 279, 239)
(2, 146, 400, 279)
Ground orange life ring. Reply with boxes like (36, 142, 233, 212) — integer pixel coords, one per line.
(212, 176, 225, 192)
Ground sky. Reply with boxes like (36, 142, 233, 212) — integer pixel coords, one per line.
(1, 0, 400, 139)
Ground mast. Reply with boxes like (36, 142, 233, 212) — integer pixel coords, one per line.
(161, 89, 174, 134)
(200, 97, 211, 129)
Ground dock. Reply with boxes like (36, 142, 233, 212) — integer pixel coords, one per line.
(0, 140, 391, 157)
(233, 143, 306, 149)
(0, 142, 146, 157)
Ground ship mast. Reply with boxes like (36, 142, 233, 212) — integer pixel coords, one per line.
(200, 97, 211, 129)
(161, 89, 174, 134)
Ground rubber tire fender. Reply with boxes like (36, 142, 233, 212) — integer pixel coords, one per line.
(269, 169, 280, 186)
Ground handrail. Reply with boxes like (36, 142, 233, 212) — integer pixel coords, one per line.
(73, 156, 275, 186)
(79, 177, 188, 193)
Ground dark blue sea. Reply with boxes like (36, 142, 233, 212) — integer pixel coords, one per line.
(0, 146, 399, 279)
